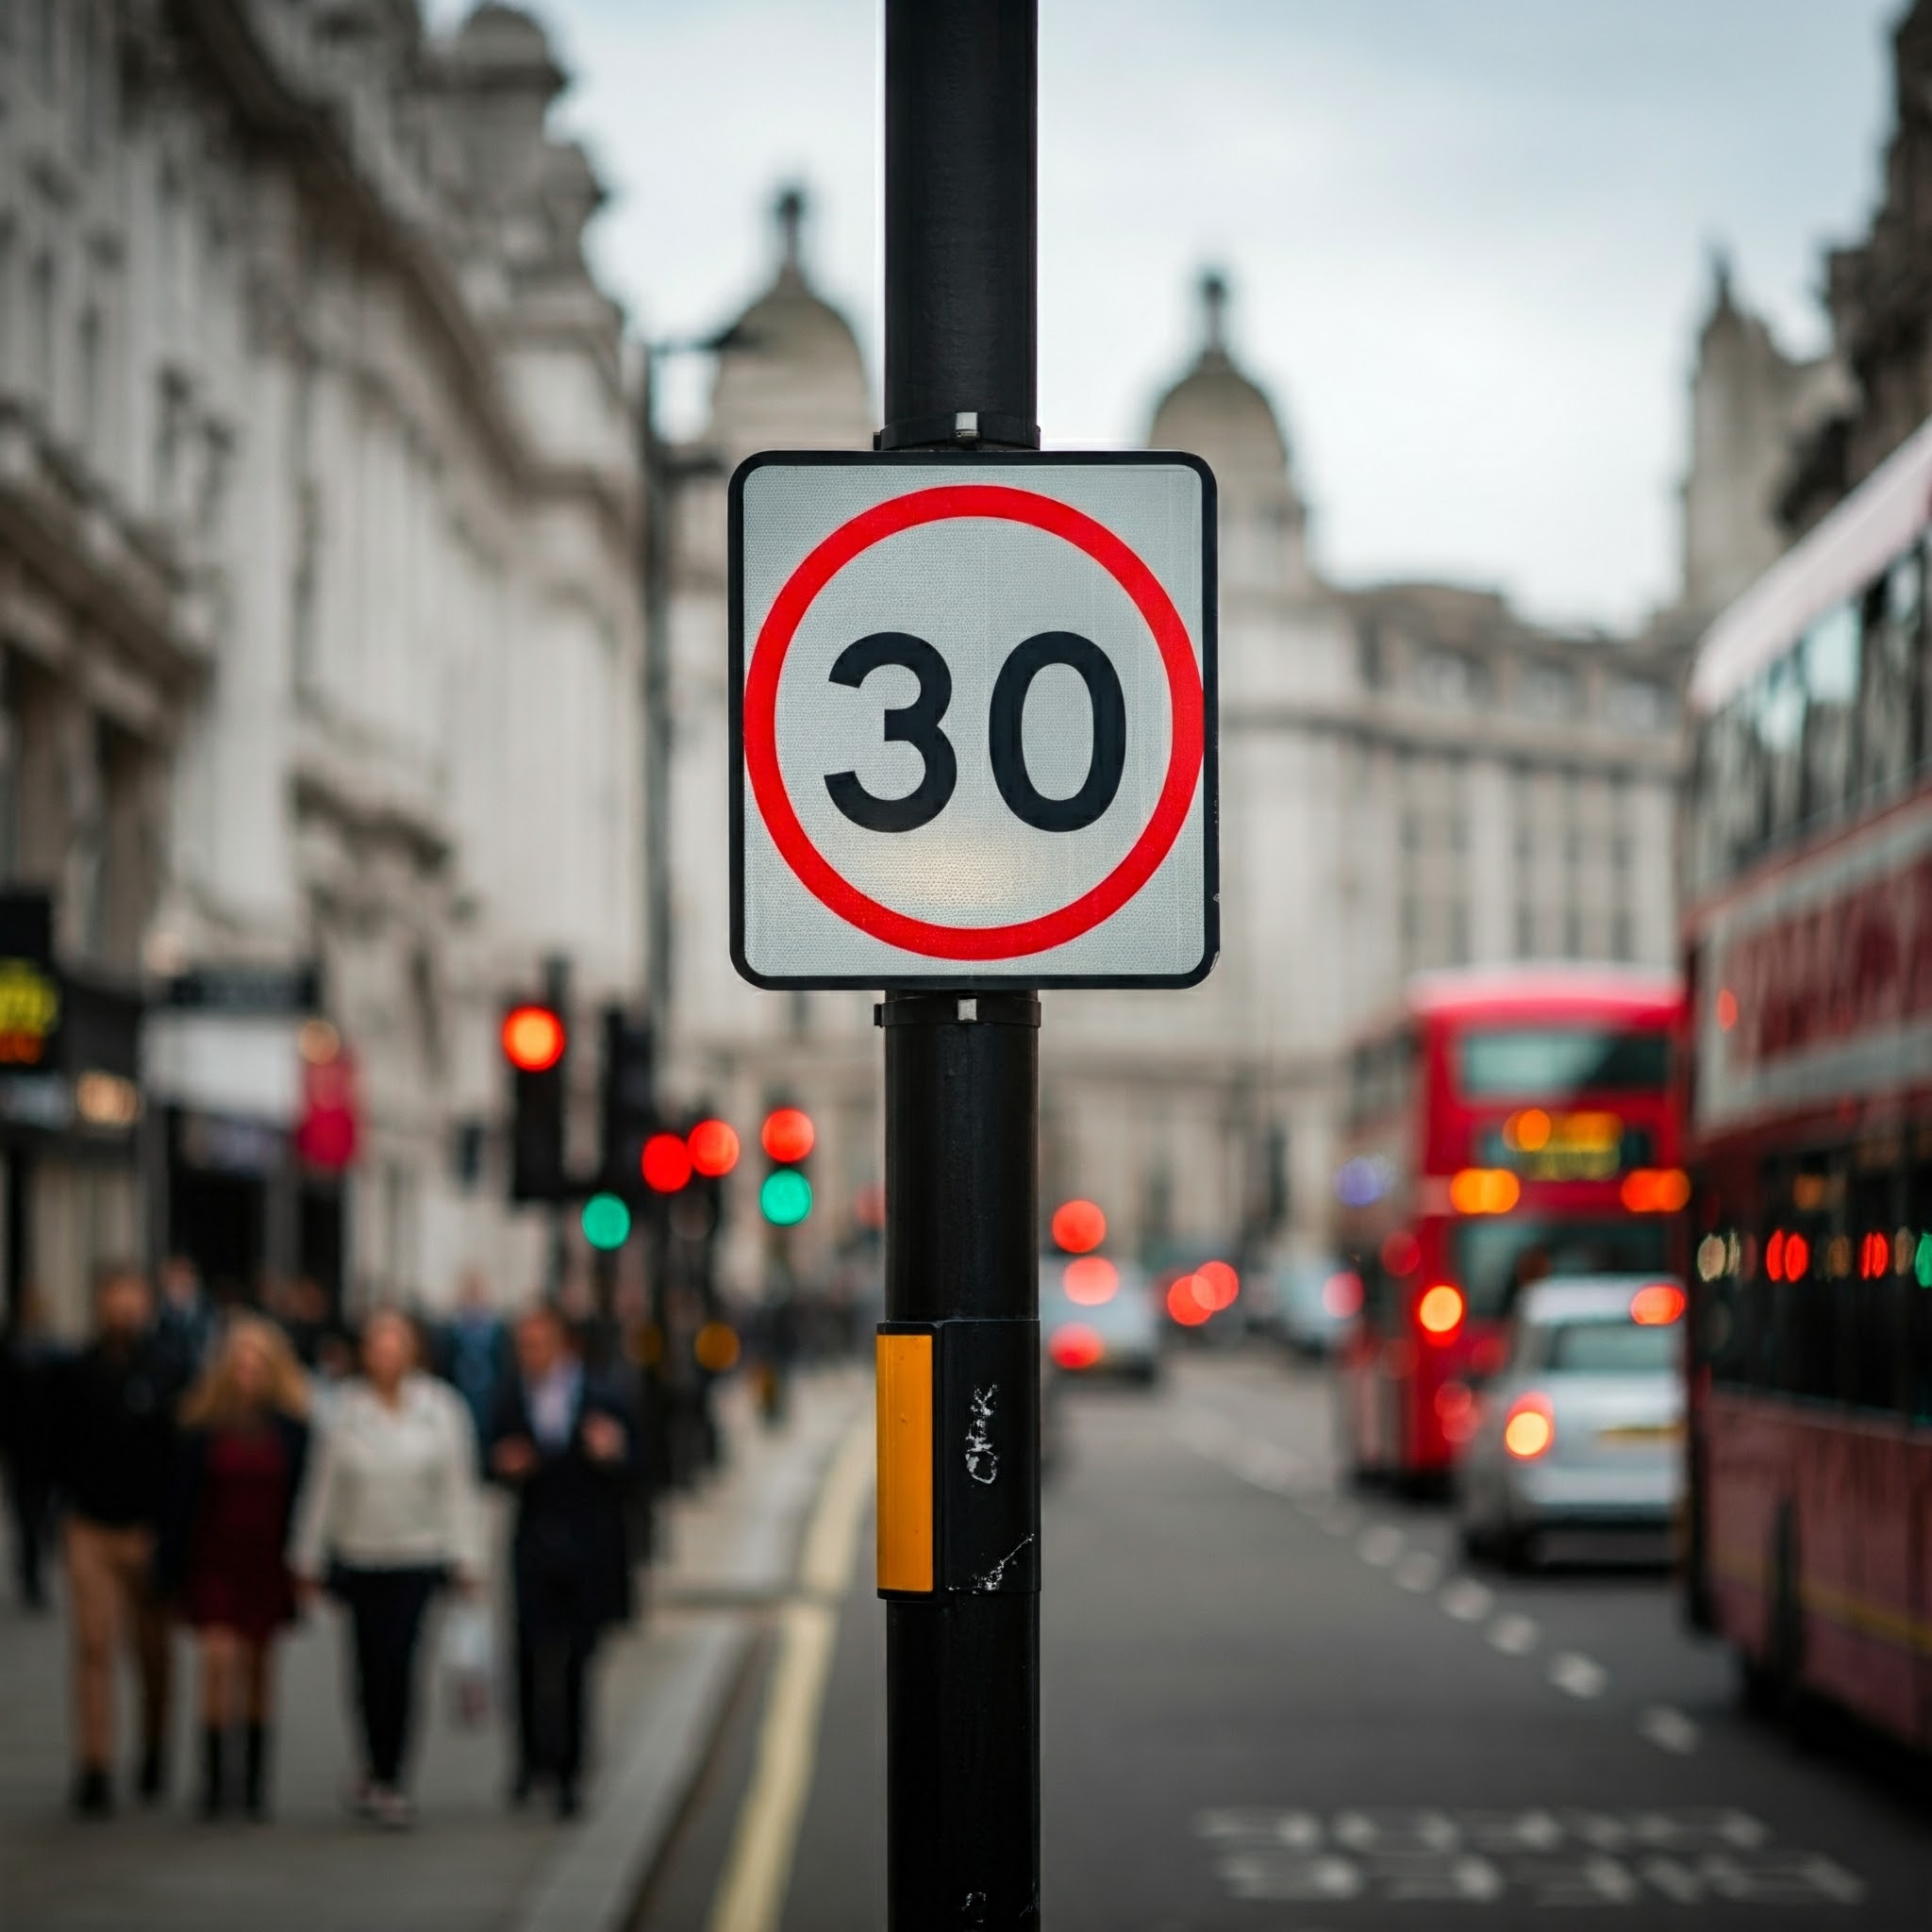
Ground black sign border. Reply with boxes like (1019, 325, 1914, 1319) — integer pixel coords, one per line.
(728, 449, 1219, 992)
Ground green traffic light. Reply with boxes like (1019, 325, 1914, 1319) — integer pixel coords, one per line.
(760, 1169, 812, 1226)
(581, 1191, 632, 1251)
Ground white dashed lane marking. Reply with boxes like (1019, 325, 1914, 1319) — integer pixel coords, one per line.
(1357, 1524, 1405, 1567)
(1638, 1705, 1701, 1755)
(1393, 1551, 1441, 1593)
(1439, 1577, 1493, 1623)
(1549, 1651, 1609, 1699)
(1488, 1612, 1540, 1656)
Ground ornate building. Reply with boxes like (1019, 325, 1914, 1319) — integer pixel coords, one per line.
(0, 2, 643, 1327)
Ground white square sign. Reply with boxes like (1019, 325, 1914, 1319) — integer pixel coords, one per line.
(729, 452, 1218, 989)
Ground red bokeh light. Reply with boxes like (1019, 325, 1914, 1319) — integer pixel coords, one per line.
(1048, 1324, 1105, 1371)
(1062, 1257, 1119, 1306)
(1629, 1282, 1686, 1326)
(760, 1107, 815, 1164)
(1050, 1199, 1107, 1255)
(687, 1118, 741, 1178)
(1194, 1259, 1240, 1311)
(854, 1181, 887, 1230)
(501, 1005, 566, 1074)
(641, 1132, 692, 1193)
(1167, 1276, 1212, 1326)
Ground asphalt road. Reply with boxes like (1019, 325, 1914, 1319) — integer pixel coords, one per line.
(636, 1350, 1932, 1931)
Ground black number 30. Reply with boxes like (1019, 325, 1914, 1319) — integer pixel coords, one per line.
(825, 629, 1127, 836)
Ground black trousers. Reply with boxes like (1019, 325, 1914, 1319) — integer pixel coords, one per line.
(514, 1618, 597, 1789)
(334, 1565, 441, 1787)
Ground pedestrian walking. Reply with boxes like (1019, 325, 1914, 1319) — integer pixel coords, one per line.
(291, 1307, 483, 1829)
(1, 1284, 63, 1610)
(49, 1264, 186, 1817)
(436, 1272, 510, 1467)
(155, 1255, 217, 1384)
(489, 1303, 640, 1819)
(160, 1318, 311, 1820)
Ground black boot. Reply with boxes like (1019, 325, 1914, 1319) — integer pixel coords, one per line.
(242, 1723, 269, 1821)
(71, 1766, 112, 1820)
(198, 1725, 225, 1822)
(136, 1740, 165, 1805)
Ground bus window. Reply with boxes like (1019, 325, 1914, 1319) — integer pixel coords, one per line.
(1457, 1027, 1669, 1098)
(1857, 555, 1920, 801)
(1801, 602, 1859, 823)
(1754, 649, 1807, 845)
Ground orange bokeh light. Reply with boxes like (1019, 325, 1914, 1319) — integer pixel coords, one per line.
(1051, 1199, 1107, 1255)
(1629, 1281, 1686, 1326)
(1503, 1396, 1555, 1460)
(1621, 1168, 1690, 1213)
(687, 1119, 741, 1178)
(501, 1005, 566, 1074)
(1450, 1168, 1521, 1216)
(1416, 1283, 1466, 1341)
(1062, 1257, 1120, 1306)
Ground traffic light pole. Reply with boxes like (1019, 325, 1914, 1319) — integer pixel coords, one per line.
(879, 6, 1041, 1926)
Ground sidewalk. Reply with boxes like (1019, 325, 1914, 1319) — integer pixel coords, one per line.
(0, 1367, 869, 1932)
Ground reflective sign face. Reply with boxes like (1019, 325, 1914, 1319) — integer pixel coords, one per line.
(730, 452, 1217, 988)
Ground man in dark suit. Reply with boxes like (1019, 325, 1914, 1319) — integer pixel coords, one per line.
(489, 1302, 639, 1818)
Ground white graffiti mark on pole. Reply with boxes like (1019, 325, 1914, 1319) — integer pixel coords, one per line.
(965, 1384, 999, 1486)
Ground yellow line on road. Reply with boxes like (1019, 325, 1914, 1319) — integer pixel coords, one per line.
(707, 1412, 874, 1932)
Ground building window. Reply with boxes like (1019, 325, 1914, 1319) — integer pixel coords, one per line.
(1564, 908, 1581, 958)
(76, 305, 100, 458)
(29, 252, 54, 403)
(1523, 663, 1579, 719)
(1611, 909, 1634, 961)
(1515, 905, 1534, 958)
(1450, 901, 1470, 964)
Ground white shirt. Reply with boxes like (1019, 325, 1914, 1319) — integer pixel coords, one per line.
(291, 1374, 484, 1577)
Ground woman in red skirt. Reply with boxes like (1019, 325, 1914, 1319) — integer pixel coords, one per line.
(162, 1318, 310, 1818)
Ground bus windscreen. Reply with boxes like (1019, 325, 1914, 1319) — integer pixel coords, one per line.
(1453, 1218, 1671, 1319)
(1458, 1027, 1669, 1099)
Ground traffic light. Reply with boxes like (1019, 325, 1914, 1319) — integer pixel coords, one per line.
(641, 1131, 692, 1194)
(599, 1009, 656, 1197)
(503, 1001, 568, 1201)
(759, 1104, 814, 1225)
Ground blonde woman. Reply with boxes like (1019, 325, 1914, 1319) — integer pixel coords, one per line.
(160, 1317, 311, 1819)
(291, 1308, 483, 1829)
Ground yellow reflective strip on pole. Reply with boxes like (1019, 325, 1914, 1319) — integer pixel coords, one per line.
(875, 1332, 934, 1593)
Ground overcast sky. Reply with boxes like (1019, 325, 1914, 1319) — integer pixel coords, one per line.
(427, 1, 1902, 628)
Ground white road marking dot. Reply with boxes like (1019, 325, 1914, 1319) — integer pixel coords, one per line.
(1488, 1612, 1539, 1656)
(1549, 1651, 1608, 1699)
(1637, 1706, 1701, 1755)
(1438, 1577, 1492, 1623)
(1393, 1551, 1442, 1593)
(1357, 1524, 1405, 1566)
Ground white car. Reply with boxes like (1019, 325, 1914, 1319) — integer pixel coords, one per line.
(1457, 1275, 1685, 1569)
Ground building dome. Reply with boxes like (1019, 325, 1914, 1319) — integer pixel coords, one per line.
(1149, 272, 1307, 594)
(707, 188, 872, 458)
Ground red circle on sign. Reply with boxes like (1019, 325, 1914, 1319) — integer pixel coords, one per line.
(743, 484, 1204, 960)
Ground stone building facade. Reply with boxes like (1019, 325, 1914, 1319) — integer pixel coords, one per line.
(0, 2, 643, 1329)
(659, 227, 1688, 1285)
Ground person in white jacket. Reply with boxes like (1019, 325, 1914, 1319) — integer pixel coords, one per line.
(291, 1308, 483, 1828)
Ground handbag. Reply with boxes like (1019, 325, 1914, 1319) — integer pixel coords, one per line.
(441, 1599, 493, 1726)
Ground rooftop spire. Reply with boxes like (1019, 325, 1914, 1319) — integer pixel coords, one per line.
(1198, 268, 1230, 360)
(774, 183, 807, 277)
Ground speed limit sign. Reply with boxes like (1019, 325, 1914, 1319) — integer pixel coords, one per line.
(729, 452, 1217, 989)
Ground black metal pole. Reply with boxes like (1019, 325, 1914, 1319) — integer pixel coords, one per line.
(881, 6, 1041, 1927)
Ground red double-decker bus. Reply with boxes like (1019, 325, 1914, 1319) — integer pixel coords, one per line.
(1681, 414, 1932, 1754)
(1334, 965, 1683, 1489)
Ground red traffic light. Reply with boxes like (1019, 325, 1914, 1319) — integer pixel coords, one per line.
(502, 1004, 566, 1074)
(641, 1132, 692, 1193)
(760, 1107, 815, 1164)
(1050, 1198, 1106, 1255)
(688, 1118, 741, 1178)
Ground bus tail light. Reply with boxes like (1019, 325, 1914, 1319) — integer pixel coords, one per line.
(1621, 1168, 1690, 1213)
(1503, 1393, 1555, 1460)
(1049, 1324, 1105, 1371)
(1416, 1283, 1465, 1342)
